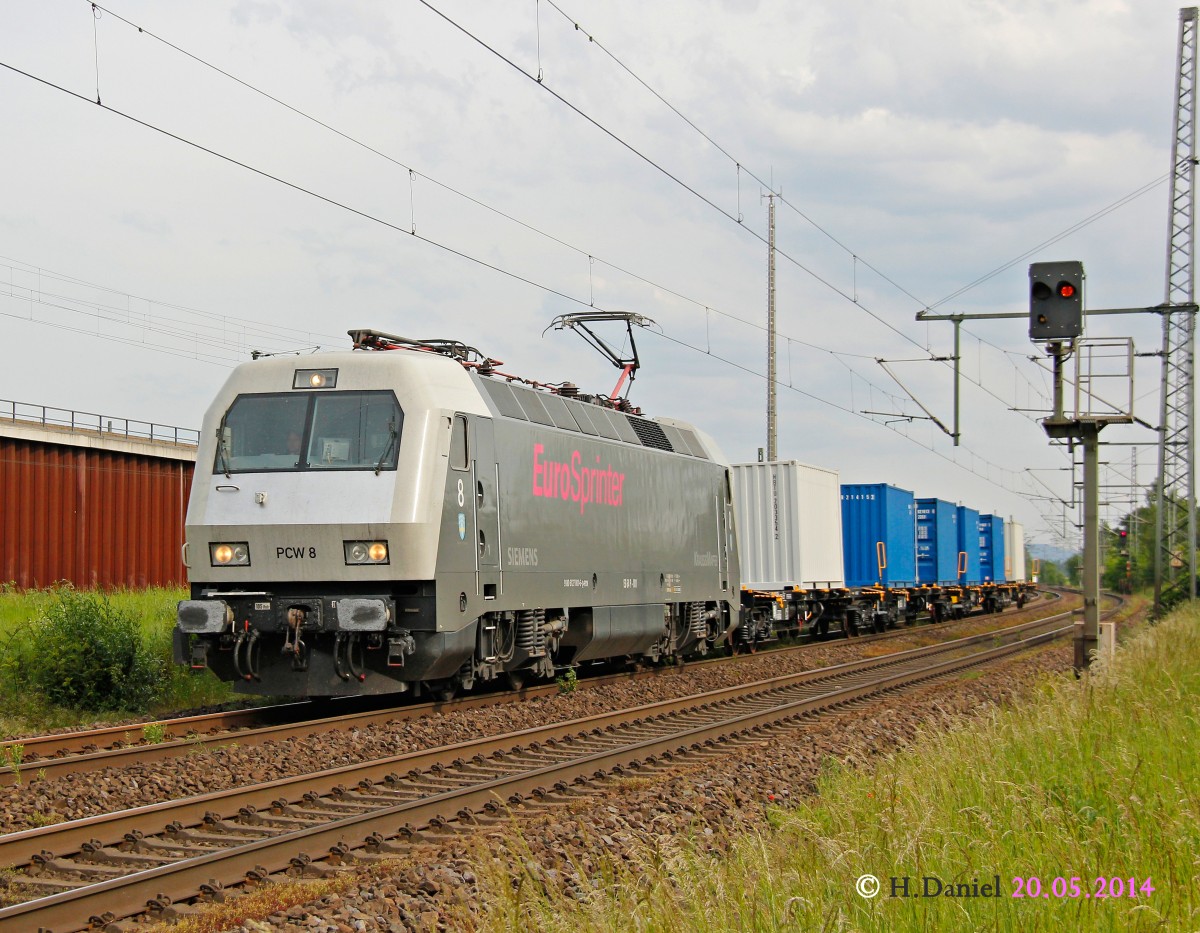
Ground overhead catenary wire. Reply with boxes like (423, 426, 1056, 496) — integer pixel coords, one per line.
(412, 0, 942, 357)
(541, 0, 934, 310)
(77, 3, 1163, 445)
(79, 1, 894, 369)
(0, 255, 345, 362)
(80, 0, 1110, 440)
(0, 52, 931, 425)
(420, 0, 1171, 487)
(536, 0, 1162, 396)
(3, 11, 1085, 505)
(3, 246, 1029, 498)
(650, 329, 1043, 500)
(532, 0, 1176, 465)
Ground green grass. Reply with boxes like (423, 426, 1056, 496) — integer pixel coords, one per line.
(477, 604, 1200, 932)
(0, 585, 236, 737)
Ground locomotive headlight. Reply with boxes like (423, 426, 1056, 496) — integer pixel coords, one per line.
(293, 368, 338, 389)
(345, 540, 389, 565)
(210, 542, 250, 566)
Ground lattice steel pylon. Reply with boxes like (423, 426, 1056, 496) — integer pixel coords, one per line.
(1155, 7, 1199, 614)
(765, 193, 778, 461)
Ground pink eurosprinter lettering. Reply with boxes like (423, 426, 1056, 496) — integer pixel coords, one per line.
(532, 443, 625, 515)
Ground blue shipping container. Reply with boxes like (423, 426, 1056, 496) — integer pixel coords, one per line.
(979, 514, 1006, 582)
(916, 498, 959, 584)
(841, 484, 916, 587)
(957, 506, 981, 584)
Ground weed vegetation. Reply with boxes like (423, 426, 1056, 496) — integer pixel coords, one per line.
(478, 605, 1199, 932)
(0, 586, 234, 736)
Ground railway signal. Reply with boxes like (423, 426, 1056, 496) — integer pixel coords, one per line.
(1029, 260, 1085, 341)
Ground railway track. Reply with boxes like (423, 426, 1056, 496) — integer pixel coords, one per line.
(0, 591, 1070, 787)
(0, 610, 1079, 932)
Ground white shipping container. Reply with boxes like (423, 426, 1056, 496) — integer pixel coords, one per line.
(731, 460, 845, 590)
(1005, 519, 1027, 583)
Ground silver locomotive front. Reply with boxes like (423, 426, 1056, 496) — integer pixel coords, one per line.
(174, 348, 489, 696)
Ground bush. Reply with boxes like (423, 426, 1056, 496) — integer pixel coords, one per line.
(13, 589, 164, 712)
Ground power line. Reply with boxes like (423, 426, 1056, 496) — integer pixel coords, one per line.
(0, 255, 345, 361)
(1, 24, 1059, 505)
(81, 1, 898, 371)
(0, 53, 931, 425)
(650, 329, 1042, 501)
(927, 175, 1170, 311)
(414, 0, 941, 357)
(540, 0, 932, 310)
(536, 0, 1160, 393)
(83, 0, 1095, 439)
(540, 0, 1175, 466)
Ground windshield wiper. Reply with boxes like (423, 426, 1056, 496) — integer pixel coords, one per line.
(375, 419, 398, 476)
(216, 412, 233, 478)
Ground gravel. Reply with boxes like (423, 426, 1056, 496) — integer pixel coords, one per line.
(188, 641, 1076, 933)
(0, 600, 1091, 932)
(0, 606, 1063, 833)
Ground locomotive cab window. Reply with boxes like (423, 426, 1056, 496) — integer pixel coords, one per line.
(216, 390, 403, 473)
(450, 415, 469, 471)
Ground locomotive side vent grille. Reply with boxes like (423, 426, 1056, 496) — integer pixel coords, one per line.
(626, 415, 674, 452)
(477, 373, 697, 457)
(659, 423, 708, 459)
(481, 380, 528, 421)
(513, 386, 556, 426)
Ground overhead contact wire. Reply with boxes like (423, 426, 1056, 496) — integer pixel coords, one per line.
(540, 0, 1157, 417)
(413, 0, 933, 356)
(82, 0, 883, 367)
(6, 15, 1061, 493)
(0, 60, 609, 319)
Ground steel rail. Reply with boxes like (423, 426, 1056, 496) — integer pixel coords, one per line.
(2, 592, 1067, 785)
(0, 611, 1073, 870)
(0, 618, 1074, 931)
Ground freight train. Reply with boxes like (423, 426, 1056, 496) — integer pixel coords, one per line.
(173, 330, 1034, 698)
(735, 467, 1030, 645)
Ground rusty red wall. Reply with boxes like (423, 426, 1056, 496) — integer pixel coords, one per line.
(0, 437, 195, 589)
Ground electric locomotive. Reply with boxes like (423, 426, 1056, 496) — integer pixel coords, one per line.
(174, 330, 740, 697)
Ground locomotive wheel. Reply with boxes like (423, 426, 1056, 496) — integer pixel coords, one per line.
(505, 670, 526, 691)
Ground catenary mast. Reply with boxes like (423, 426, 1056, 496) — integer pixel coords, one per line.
(1155, 6, 1199, 613)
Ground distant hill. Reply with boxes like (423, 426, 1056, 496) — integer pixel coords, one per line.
(1027, 543, 1076, 566)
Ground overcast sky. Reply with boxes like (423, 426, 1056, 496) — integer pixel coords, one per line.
(0, 0, 1189, 549)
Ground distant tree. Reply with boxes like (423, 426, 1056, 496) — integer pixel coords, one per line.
(1038, 560, 1067, 586)
(1101, 493, 1159, 593)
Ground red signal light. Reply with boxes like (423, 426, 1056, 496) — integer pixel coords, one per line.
(1057, 282, 1076, 299)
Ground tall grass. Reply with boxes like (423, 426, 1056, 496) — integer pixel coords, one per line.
(0, 586, 235, 736)
(478, 605, 1200, 932)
